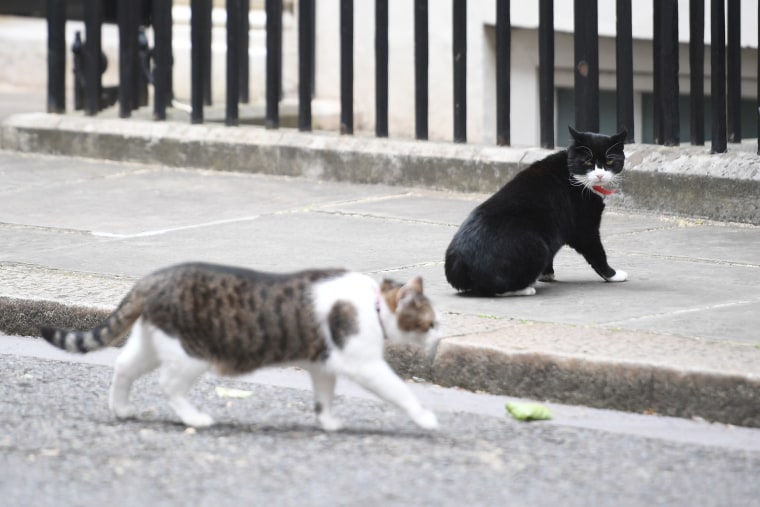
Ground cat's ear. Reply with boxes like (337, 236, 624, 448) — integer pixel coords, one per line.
(568, 126, 583, 142)
(380, 279, 399, 294)
(399, 276, 424, 299)
(612, 128, 628, 144)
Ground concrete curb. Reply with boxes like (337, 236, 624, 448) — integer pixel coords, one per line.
(2, 113, 760, 224)
(4, 296, 759, 428)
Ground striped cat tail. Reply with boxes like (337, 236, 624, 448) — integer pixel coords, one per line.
(40, 290, 144, 354)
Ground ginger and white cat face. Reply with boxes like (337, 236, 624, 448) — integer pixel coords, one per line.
(380, 277, 439, 350)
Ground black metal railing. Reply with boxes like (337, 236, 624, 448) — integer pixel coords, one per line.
(45, 0, 758, 154)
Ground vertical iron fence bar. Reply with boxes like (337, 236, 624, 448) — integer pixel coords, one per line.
(299, 0, 314, 131)
(191, 0, 205, 123)
(340, 0, 354, 135)
(538, 0, 554, 148)
(83, 0, 102, 116)
(758, 3, 760, 154)
(47, 0, 67, 113)
(239, 0, 250, 104)
(131, 2, 142, 110)
(689, 0, 705, 145)
(153, 0, 173, 121)
(573, 0, 599, 132)
(652, 0, 661, 143)
(726, 0, 740, 142)
(226, 0, 240, 126)
(118, 0, 138, 118)
(202, 0, 212, 105)
(710, 0, 727, 153)
(496, 0, 510, 146)
(266, 0, 282, 128)
(452, 0, 466, 143)
(309, 0, 316, 97)
(137, 28, 149, 107)
(73, 32, 84, 110)
(375, 0, 389, 137)
(414, 0, 428, 140)
(615, 0, 634, 141)
(659, 0, 679, 146)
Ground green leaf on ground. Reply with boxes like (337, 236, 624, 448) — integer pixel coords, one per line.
(505, 402, 552, 421)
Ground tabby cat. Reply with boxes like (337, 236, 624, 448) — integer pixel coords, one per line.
(445, 127, 628, 296)
(41, 262, 440, 431)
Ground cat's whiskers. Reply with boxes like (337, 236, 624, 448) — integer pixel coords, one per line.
(569, 175, 595, 196)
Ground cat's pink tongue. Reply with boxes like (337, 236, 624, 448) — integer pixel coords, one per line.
(592, 185, 617, 196)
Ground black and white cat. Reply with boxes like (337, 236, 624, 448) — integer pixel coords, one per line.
(445, 127, 628, 296)
(41, 263, 440, 431)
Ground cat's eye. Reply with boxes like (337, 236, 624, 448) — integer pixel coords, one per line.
(584, 160, 593, 167)
(605, 159, 614, 165)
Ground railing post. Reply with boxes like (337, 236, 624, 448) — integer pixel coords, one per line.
(414, 0, 428, 140)
(191, 0, 206, 123)
(118, 0, 138, 118)
(202, 0, 212, 106)
(573, 0, 599, 132)
(452, 0, 467, 143)
(266, 0, 282, 129)
(689, 0, 705, 145)
(47, 0, 67, 113)
(710, 0, 727, 153)
(298, 0, 314, 131)
(726, 0, 741, 143)
(340, 0, 354, 135)
(153, 0, 173, 121)
(375, 0, 389, 137)
(538, 0, 554, 148)
(653, 1, 662, 143)
(658, 0, 680, 146)
(226, 0, 240, 126)
(495, 0, 510, 146)
(616, 0, 634, 142)
(83, 0, 102, 116)
(239, 0, 250, 104)
(72, 32, 84, 110)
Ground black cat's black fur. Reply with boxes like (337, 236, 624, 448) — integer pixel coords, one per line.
(444, 127, 628, 296)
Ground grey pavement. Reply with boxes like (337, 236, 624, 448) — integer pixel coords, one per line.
(1, 146, 759, 427)
(5, 350, 760, 507)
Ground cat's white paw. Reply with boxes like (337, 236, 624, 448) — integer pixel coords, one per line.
(318, 414, 344, 432)
(606, 270, 628, 283)
(111, 404, 136, 419)
(412, 409, 439, 430)
(500, 287, 536, 297)
(181, 412, 215, 428)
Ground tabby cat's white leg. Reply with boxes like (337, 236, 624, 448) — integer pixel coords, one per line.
(153, 331, 213, 427)
(109, 318, 159, 419)
(159, 358, 213, 427)
(339, 359, 438, 430)
(307, 367, 343, 431)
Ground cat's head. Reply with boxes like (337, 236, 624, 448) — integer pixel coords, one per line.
(567, 127, 627, 196)
(380, 276, 439, 349)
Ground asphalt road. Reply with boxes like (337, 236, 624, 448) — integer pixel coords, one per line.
(2, 335, 759, 507)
